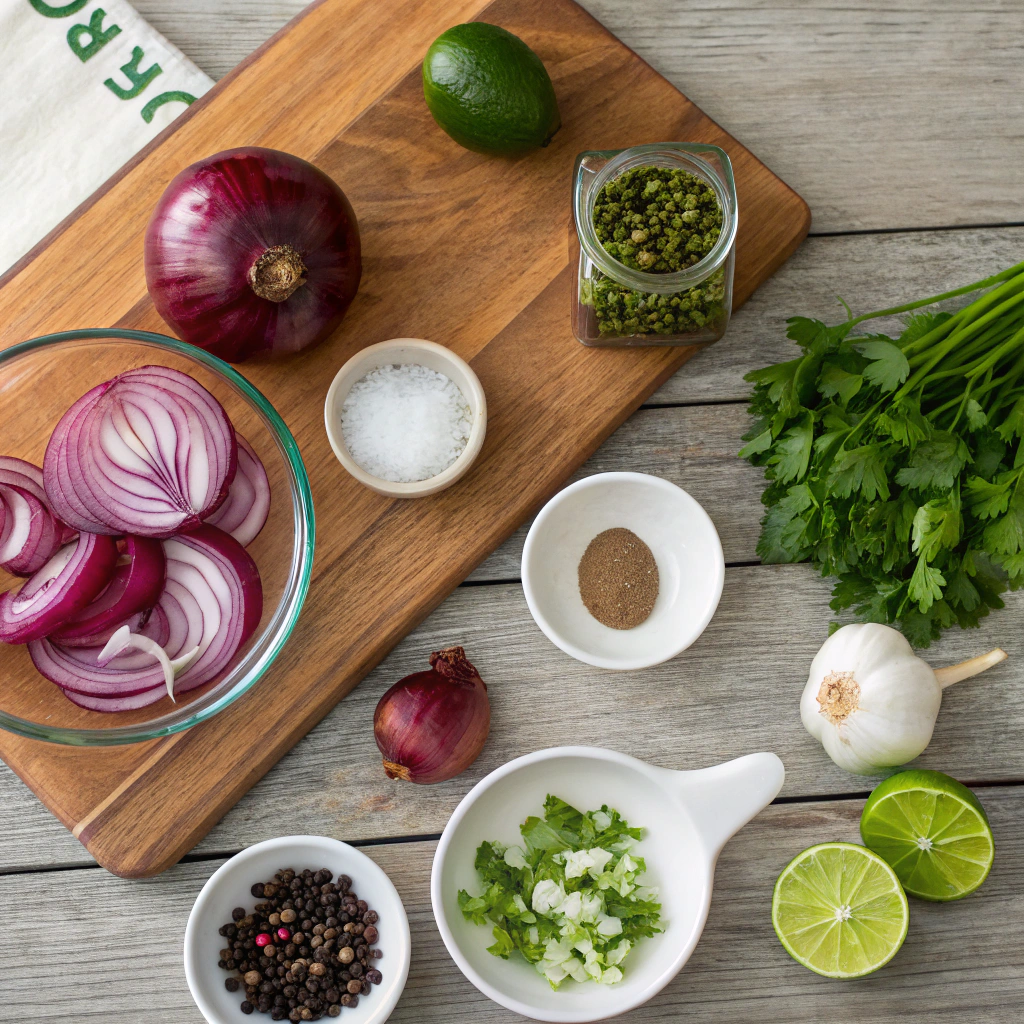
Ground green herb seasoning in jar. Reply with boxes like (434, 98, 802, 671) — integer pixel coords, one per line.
(571, 143, 738, 347)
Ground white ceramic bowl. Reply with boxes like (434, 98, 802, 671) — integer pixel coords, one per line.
(323, 338, 487, 498)
(431, 746, 785, 1023)
(184, 836, 411, 1024)
(521, 473, 725, 669)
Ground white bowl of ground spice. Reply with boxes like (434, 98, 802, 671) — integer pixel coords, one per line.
(521, 473, 725, 669)
(324, 338, 487, 498)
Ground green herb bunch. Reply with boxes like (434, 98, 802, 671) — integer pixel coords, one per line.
(741, 260, 1024, 646)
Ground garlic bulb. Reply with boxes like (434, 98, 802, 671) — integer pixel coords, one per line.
(801, 623, 1007, 776)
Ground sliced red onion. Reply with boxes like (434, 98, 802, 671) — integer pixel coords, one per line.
(60, 686, 170, 713)
(0, 457, 75, 540)
(0, 485, 64, 576)
(205, 434, 270, 546)
(48, 536, 165, 646)
(30, 524, 262, 706)
(0, 533, 118, 643)
(43, 366, 237, 538)
(0, 457, 74, 539)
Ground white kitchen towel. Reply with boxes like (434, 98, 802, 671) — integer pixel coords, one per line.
(0, 0, 213, 275)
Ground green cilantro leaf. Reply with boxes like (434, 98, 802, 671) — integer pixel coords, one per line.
(908, 557, 945, 612)
(853, 336, 911, 392)
(767, 411, 814, 483)
(827, 444, 891, 501)
(895, 432, 971, 491)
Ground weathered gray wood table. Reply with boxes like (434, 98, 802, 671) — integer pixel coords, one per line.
(3, 1, 1024, 1020)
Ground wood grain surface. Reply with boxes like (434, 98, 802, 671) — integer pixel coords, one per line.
(4, 790, 1022, 1023)
(0, 0, 808, 877)
(4, 3, 1024, 1022)
(131, 0, 1024, 233)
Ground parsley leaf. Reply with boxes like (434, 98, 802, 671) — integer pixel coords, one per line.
(853, 336, 911, 392)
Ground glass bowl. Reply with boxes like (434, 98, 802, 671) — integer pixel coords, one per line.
(0, 329, 314, 745)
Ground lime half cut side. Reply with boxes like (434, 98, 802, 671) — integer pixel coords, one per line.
(772, 842, 909, 978)
(860, 769, 995, 902)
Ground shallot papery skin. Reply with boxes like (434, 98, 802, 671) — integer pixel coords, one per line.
(373, 646, 490, 784)
(145, 147, 361, 362)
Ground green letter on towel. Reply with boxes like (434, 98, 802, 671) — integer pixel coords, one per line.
(29, 0, 87, 16)
(104, 46, 163, 99)
(67, 9, 121, 62)
(140, 91, 197, 123)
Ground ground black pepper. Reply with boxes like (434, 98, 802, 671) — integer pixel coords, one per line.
(578, 527, 660, 629)
(217, 868, 383, 1020)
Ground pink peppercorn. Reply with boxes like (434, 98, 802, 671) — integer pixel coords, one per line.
(255, 933, 271, 947)
(277, 927, 291, 942)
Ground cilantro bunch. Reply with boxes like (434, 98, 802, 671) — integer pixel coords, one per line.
(741, 260, 1024, 646)
(457, 795, 662, 988)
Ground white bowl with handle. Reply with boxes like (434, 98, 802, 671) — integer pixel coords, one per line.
(430, 746, 785, 1022)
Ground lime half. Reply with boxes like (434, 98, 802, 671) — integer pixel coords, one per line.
(860, 770, 994, 902)
(772, 842, 909, 978)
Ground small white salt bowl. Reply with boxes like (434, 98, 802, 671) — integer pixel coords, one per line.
(521, 472, 725, 670)
(324, 338, 487, 498)
(184, 835, 411, 1024)
(431, 745, 785, 1023)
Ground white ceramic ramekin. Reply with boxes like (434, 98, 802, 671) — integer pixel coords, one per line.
(521, 472, 725, 669)
(184, 835, 411, 1024)
(431, 746, 785, 1022)
(323, 338, 487, 498)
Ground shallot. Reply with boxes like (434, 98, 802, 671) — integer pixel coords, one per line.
(373, 647, 490, 784)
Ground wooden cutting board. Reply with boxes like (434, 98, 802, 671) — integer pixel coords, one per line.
(0, 0, 809, 876)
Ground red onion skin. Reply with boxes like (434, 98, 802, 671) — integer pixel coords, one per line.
(373, 647, 490, 785)
(145, 147, 362, 362)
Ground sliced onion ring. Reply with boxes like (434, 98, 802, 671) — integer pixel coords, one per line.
(0, 485, 65, 577)
(43, 366, 237, 538)
(205, 433, 270, 546)
(49, 536, 165, 646)
(0, 533, 118, 644)
(30, 524, 262, 706)
(0, 456, 76, 545)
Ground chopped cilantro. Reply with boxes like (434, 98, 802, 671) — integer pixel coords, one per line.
(457, 795, 662, 989)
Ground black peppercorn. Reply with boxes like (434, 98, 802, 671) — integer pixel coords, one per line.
(240, 1001, 255, 1015)
(251, 883, 265, 898)
(225, 977, 240, 992)
(366, 969, 382, 985)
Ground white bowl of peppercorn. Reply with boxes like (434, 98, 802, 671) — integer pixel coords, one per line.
(184, 835, 411, 1024)
(522, 473, 725, 669)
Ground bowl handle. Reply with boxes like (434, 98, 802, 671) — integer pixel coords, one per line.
(663, 752, 785, 857)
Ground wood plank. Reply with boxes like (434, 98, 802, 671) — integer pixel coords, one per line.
(133, 0, 1024, 232)
(5, 561, 1023, 872)
(3, 787, 1021, 1022)
(0, 0, 809, 879)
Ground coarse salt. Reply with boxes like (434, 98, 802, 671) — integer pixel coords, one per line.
(341, 363, 472, 482)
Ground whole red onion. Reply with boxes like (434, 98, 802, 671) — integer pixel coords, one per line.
(374, 647, 490, 784)
(144, 147, 361, 362)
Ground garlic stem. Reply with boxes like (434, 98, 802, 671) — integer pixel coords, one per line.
(934, 648, 1008, 689)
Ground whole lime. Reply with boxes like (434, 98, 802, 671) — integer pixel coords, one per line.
(422, 22, 561, 155)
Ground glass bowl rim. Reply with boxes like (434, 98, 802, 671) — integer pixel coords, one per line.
(0, 328, 315, 746)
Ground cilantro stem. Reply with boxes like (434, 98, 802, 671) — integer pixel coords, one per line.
(846, 261, 1024, 332)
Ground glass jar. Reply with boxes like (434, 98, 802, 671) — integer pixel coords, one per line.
(571, 142, 738, 347)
